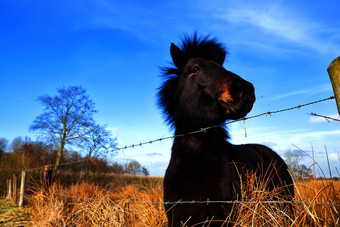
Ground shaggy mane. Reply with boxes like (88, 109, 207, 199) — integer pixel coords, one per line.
(163, 33, 227, 76)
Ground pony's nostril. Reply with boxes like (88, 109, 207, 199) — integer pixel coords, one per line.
(230, 82, 244, 101)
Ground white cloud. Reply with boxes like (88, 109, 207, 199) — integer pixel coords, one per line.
(215, 2, 340, 54)
(295, 129, 340, 139)
(226, 7, 308, 43)
(328, 152, 340, 162)
(269, 84, 332, 100)
(261, 141, 278, 147)
(230, 124, 340, 152)
(77, 1, 340, 55)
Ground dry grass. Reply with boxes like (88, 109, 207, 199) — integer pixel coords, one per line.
(293, 179, 340, 226)
(27, 176, 339, 226)
(224, 172, 294, 226)
(28, 177, 166, 226)
(225, 178, 339, 226)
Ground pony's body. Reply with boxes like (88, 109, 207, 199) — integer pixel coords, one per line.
(158, 34, 294, 226)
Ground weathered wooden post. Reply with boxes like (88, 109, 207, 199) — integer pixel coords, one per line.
(44, 165, 53, 190)
(328, 56, 340, 115)
(19, 170, 26, 207)
(6, 178, 12, 200)
(12, 174, 17, 203)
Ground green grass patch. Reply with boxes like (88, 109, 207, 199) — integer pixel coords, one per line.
(0, 199, 17, 215)
(0, 199, 30, 225)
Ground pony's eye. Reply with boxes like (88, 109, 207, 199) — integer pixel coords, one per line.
(191, 66, 200, 74)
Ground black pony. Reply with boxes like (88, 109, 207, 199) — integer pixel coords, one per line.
(158, 34, 294, 226)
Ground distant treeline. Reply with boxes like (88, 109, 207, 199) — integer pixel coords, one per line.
(0, 137, 149, 195)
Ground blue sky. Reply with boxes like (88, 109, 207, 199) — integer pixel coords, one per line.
(1, 0, 339, 176)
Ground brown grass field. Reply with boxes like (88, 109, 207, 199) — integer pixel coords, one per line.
(26, 174, 339, 227)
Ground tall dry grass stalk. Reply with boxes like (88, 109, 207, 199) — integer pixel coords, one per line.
(27, 176, 339, 226)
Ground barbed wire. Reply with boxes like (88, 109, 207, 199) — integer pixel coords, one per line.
(54, 193, 95, 201)
(52, 192, 340, 207)
(308, 112, 340, 122)
(25, 156, 93, 172)
(112, 96, 335, 151)
(23, 96, 335, 172)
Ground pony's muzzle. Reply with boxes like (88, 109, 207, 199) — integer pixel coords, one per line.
(219, 79, 255, 119)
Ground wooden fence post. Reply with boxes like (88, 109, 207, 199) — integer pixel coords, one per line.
(12, 174, 17, 203)
(328, 56, 340, 115)
(19, 170, 26, 207)
(6, 178, 12, 200)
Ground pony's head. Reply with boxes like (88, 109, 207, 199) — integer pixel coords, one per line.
(158, 34, 255, 131)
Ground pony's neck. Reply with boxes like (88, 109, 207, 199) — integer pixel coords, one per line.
(173, 126, 230, 155)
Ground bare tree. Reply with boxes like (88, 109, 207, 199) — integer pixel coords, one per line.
(81, 123, 117, 159)
(283, 149, 312, 179)
(10, 137, 25, 152)
(299, 164, 312, 179)
(111, 162, 124, 174)
(0, 138, 8, 160)
(80, 123, 117, 172)
(30, 86, 97, 170)
(141, 166, 150, 176)
(125, 160, 142, 175)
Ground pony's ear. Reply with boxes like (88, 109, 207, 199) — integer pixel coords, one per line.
(170, 43, 187, 69)
(214, 50, 226, 65)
